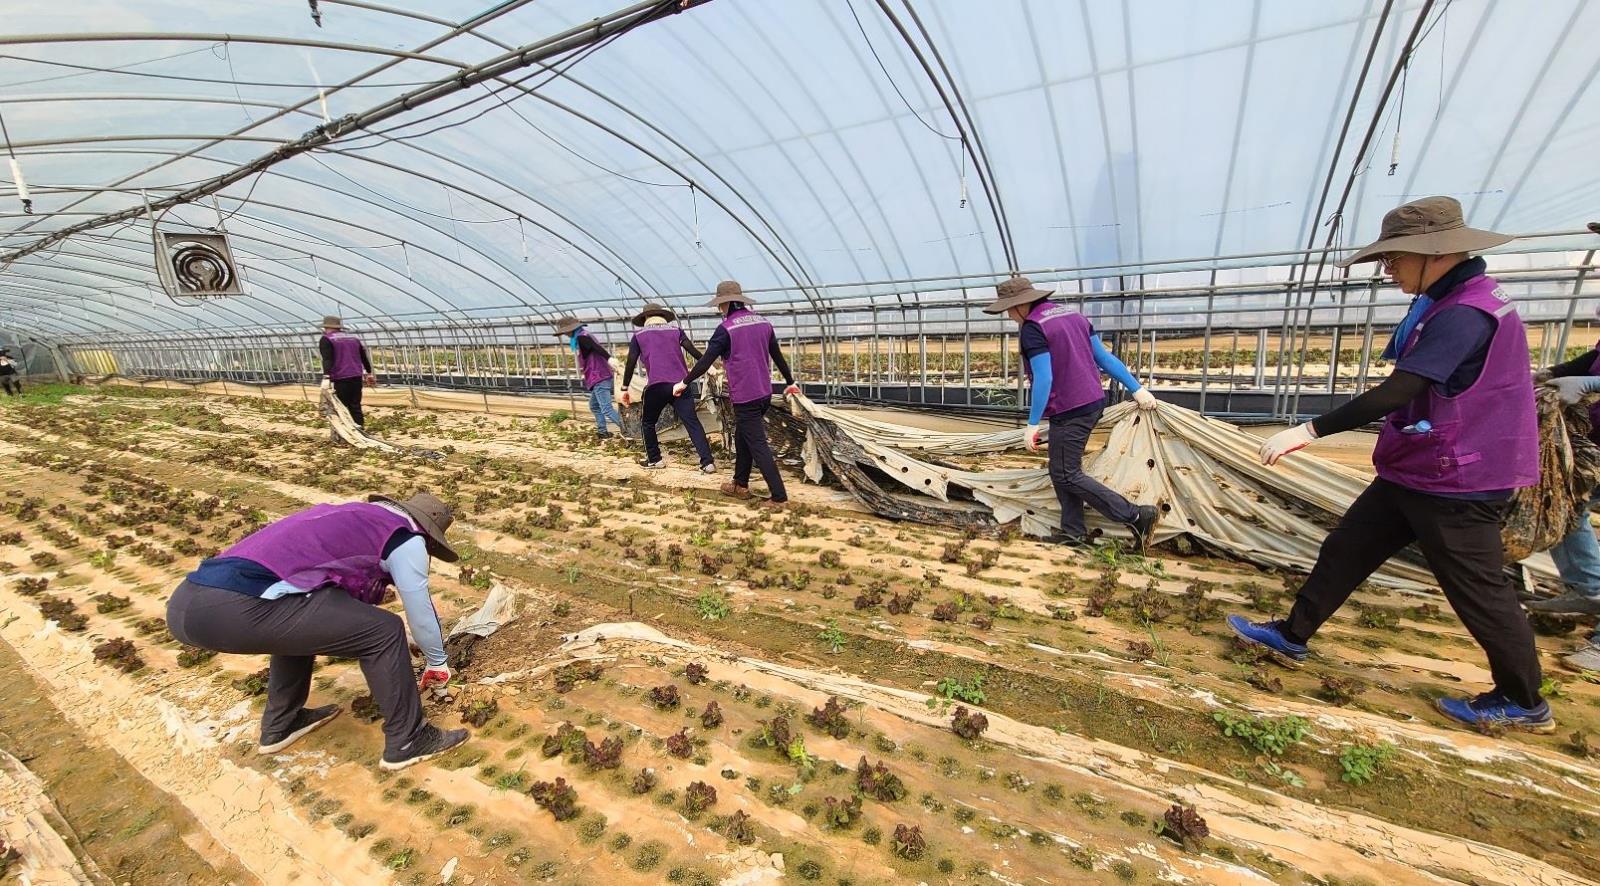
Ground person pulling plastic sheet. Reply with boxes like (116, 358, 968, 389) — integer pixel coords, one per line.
(1524, 311, 1600, 672)
(0, 347, 20, 397)
(166, 492, 469, 769)
(553, 316, 625, 440)
(319, 315, 376, 428)
(982, 275, 1160, 549)
(620, 302, 717, 473)
(677, 281, 799, 508)
(1231, 196, 1550, 734)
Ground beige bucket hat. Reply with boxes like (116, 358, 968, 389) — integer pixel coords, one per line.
(367, 491, 460, 563)
(705, 280, 754, 308)
(552, 316, 584, 336)
(321, 315, 343, 330)
(1338, 196, 1513, 267)
(982, 275, 1053, 315)
(631, 303, 676, 326)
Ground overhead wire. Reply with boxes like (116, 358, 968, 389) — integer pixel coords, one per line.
(335, 0, 676, 150)
(842, 0, 960, 142)
(0, 51, 441, 90)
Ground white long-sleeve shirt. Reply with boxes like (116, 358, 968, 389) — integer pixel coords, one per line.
(257, 504, 447, 667)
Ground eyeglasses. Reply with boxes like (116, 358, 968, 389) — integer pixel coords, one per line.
(1378, 253, 1405, 271)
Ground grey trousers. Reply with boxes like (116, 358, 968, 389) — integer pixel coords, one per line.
(1048, 406, 1137, 537)
(166, 580, 424, 752)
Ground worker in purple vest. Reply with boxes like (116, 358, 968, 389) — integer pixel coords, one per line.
(1524, 327, 1600, 672)
(553, 316, 624, 439)
(318, 316, 375, 428)
(676, 281, 799, 508)
(983, 275, 1160, 549)
(166, 492, 470, 769)
(1234, 196, 1550, 733)
(620, 302, 716, 472)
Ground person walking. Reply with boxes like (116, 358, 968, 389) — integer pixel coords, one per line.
(982, 275, 1160, 548)
(319, 316, 375, 428)
(554, 316, 624, 439)
(678, 281, 799, 507)
(1525, 341, 1600, 671)
(620, 302, 716, 472)
(167, 491, 469, 769)
(0, 347, 21, 397)
(1231, 196, 1551, 733)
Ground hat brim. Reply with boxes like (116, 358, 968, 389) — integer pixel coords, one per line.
(553, 322, 582, 336)
(706, 293, 753, 308)
(631, 306, 676, 326)
(368, 494, 460, 563)
(1337, 227, 1513, 268)
(981, 285, 1052, 315)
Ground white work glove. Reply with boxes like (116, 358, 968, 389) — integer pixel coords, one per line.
(1023, 424, 1043, 452)
(418, 665, 451, 692)
(621, 389, 633, 407)
(319, 377, 332, 392)
(672, 382, 687, 398)
(1545, 375, 1600, 405)
(1132, 389, 1158, 410)
(1260, 423, 1318, 466)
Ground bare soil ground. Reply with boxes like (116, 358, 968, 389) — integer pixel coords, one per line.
(0, 386, 1596, 885)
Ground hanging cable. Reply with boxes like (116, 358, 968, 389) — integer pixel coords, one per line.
(308, 0, 324, 27)
(0, 105, 32, 214)
(517, 216, 528, 262)
(843, 0, 959, 141)
(0, 52, 440, 91)
(691, 184, 702, 248)
(1388, 57, 1409, 175)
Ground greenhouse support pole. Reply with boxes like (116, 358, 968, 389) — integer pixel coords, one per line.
(1555, 249, 1596, 359)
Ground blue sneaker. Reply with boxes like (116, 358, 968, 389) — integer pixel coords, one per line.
(1435, 692, 1555, 734)
(1226, 614, 1309, 667)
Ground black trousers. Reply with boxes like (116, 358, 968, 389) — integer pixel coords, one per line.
(0, 375, 18, 396)
(1048, 407, 1137, 536)
(642, 382, 714, 466)
(1284, 478, 1542, 708)
(733, 396, 786, 502)
(332, 376, 365, 427)
(167, 580, 425, 752)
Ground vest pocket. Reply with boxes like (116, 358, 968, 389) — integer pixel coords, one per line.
(1374, 418, 1456, 481)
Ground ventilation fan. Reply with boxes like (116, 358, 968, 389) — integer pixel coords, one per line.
(154, 230, 245, 298)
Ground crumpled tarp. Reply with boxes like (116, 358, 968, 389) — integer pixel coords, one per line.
(790, 395, 1558, 592)
(1502, 387, 1600, 561)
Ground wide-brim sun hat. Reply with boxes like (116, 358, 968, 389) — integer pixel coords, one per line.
(321, 315, 343, 329)
(706, 280, 754, 309)
(1338, 196, 1513, 267)
(552, 316, 583, 336)
(368, 491, 460, 563)
(632, 303, 676, 326)
(982, 275, 1053, 315)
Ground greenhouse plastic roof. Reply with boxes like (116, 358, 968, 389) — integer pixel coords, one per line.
(1, 0, 1597, 339)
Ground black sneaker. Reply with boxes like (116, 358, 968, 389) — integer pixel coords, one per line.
(258, 704, 341, 755)
(380, 723, 469, 771)
(596, 429, 614, 440)
(641, 457, 668, 469)
(1126, 505, 1159, 551)
(1526, 591, 1600, 616)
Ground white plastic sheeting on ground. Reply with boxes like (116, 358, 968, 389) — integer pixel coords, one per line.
(794, 396, 1555, 592)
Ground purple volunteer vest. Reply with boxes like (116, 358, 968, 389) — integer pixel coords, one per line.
(221, 502, 414, 604)
(322, 332, 365, 380)
(1373, 274, 1539, 493)
(721, 308, 775, 404)
(633, 324, 689, 386)
(1586, 343, 1600, 444)
(1024, 301, 1105, 417)
(575, 331, 613, 389)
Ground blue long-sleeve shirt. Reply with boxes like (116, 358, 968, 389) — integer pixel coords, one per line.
(1021, 325, 1141, 424)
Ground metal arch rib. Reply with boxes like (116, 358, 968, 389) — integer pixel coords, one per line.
(322, 0, 832, 316)
(0, 0, 543, 245)
(0, 32, 471, 67)
(0, 0, 658, 260)
(3, 135, 649, 308)
(888, 0, 1017, 272)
